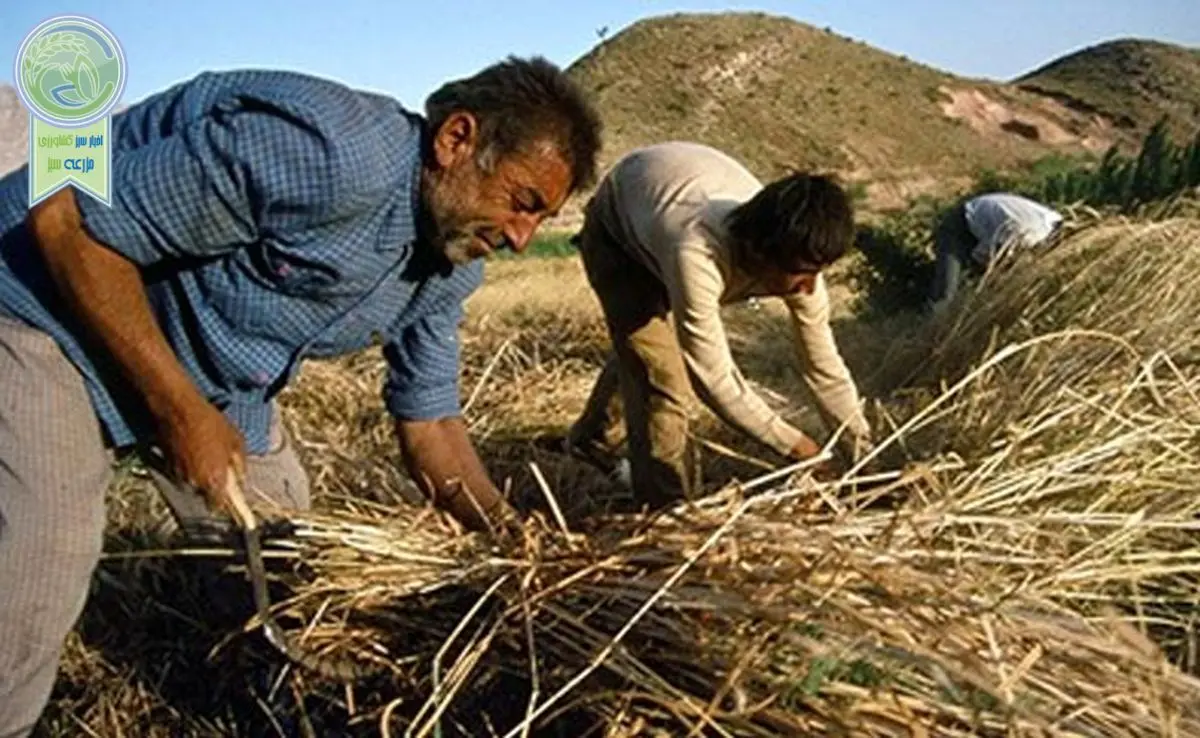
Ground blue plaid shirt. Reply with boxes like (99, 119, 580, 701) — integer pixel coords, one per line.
(0, 69, 483, 454)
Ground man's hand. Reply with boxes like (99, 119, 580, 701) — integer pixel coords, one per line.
(789, 433, 839, 480)
(396, 417, 521, 537)
(788, 434, 824, 461)
(158, 395, 248, 515)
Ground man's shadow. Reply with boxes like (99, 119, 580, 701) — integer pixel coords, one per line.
(40, 503, 341, 736)
(32, 462, 402, 736)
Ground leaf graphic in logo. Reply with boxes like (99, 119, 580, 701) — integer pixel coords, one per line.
(70, 54, 100, 104)
(95, 81, 116, 106)
(50, 83, 84, 107)
(19, 22, 122, 123)
(21, 37, 58, 94)
(62, 62, 83, 104)
(23, 32, 91, 109)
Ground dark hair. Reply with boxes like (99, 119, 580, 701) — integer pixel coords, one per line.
(424, 55, 603, 191)
(725, 172, 855, 275)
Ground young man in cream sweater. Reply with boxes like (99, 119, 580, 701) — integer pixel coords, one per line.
(562, 141, 872, 507)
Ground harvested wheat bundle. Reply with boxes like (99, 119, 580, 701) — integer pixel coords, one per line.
(870, 215, 1200, 394)
(200, 217, 1200, 737)
(245, 322, 1200, 737)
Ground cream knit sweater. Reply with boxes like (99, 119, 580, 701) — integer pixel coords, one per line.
(589, 141, 872, 458)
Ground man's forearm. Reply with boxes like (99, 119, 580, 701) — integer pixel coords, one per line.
(395, 417, 513, 534)
(687, 364, 806, 458)
(27, 189, 203, 423)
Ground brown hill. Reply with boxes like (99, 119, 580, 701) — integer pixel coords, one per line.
(563, 12, 1165, 209)
(1015, 38, 1200, 142)
(0, 85, 29, 176)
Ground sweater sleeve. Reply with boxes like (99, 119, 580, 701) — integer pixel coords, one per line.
(665, 244, 806, 457)
(781, 275, 873, 461)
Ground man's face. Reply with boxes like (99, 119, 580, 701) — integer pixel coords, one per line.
(421, 111, 572, 265)
(750, 266, 820, 297)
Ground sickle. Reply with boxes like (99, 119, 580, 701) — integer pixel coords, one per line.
(219, 467, 387, 682)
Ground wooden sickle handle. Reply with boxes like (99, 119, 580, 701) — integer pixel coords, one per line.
(223, 464, 258, 532)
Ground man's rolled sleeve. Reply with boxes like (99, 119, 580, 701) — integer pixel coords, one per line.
(75, 106, 338, 267)
(382, 301, 466, 422)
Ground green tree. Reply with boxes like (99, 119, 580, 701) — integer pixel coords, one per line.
(1094, 145, 1126, 204)
(1183, 130, 1200, 188)
(1131, 117, 1173, 204)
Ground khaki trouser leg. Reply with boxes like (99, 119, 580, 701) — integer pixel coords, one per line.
(569, 351, 626, 454)
(617, 311, 696, 506)
(0, 311, 313, 738)
(574, 201, 696, 506)
(0, 317, 113, 738)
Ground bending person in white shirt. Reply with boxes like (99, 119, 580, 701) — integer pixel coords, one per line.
(558, 141, 872, 508)
(928, 192, 1064, 311)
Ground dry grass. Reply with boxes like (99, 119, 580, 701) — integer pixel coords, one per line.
(35, 212, 1200, 737)
(866, 208, 1200, 395)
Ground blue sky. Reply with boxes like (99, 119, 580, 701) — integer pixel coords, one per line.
(3, 1, 1198, 111)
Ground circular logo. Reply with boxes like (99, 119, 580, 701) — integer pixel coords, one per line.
(14, 15, 126, 128)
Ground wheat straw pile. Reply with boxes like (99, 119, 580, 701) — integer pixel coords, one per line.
(235, 214, 1200, 738)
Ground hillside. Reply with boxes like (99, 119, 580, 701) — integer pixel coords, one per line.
(1016, 38, 1200, 142)
(563, 12, 1172, 209)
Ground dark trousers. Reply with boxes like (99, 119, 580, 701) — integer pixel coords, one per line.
(928, 202, 979, 308)
(928, 202, 1066, 309)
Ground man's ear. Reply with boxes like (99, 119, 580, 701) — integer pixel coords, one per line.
(432, 111, 479, 169)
